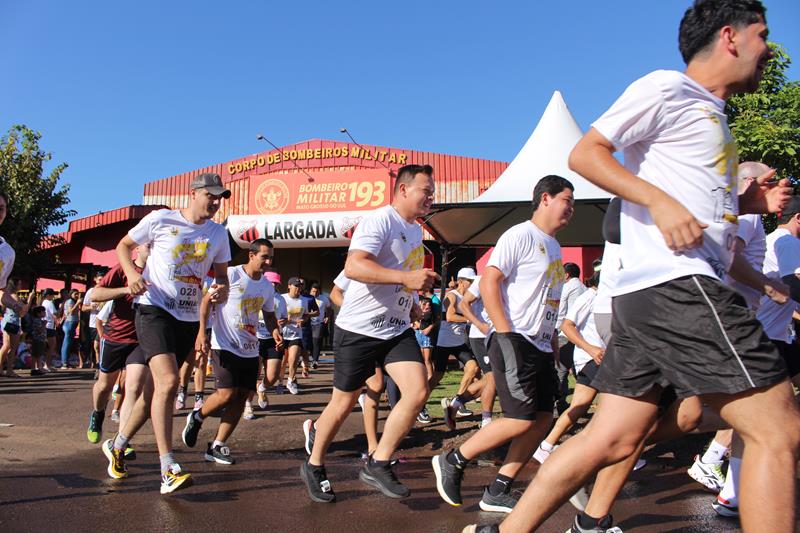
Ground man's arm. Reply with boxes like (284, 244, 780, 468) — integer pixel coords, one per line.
(444, 292, 468, 323)
(569, 128, 706, 252)
(344, 250, 439, 291)
(90, 286, 130, 303)
(195, 290, 214, 354)
(116, 235, 148, 295)
(480, 267, 511, 333)
(561, 319, 604, 364)
(210, 262, 229, 304)
(263, 308, 282, 345)
(728, 238, 789, 304)
(458, 291, 490, 336)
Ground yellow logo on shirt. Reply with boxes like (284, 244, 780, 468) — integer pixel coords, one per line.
(171, 240, 209, 267)
(544, 258, 565, 309)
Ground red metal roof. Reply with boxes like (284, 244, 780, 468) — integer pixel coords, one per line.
(44, 204, 167, 249)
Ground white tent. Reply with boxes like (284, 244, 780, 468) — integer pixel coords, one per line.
(424, 91, 610, 247)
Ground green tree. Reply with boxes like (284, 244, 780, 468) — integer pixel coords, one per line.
(727, 43, 800, 232)
(0, 125, 75, 281)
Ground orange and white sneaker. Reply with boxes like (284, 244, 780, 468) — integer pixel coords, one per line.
(160, 463, 192, 494)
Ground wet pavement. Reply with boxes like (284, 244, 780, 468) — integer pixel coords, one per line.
(0, 363, 793, 532)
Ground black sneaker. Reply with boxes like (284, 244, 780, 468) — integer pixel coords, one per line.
(182, 410, 203, 448)
(567, 513, 622, 533)
(359, 461, 410, 498)
(302, 419, 316, 455)
(432, 452, 464, 506)
(416, 407, 432, 424)
(205, 442, 235, 465)
(300, 461, 335, 503)
(479, 485, 518, 513)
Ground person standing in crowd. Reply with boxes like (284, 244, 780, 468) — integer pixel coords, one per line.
(434, 175, 573, 515)
(297, 277, 319, 377)
(181, 238, 281, 464)
(82, 272, 106, 369)
(483, 3, 800, 532)
(113, 172, 231, 494)
(29, 305, 48, 376)
(1, 280, 32, 377)
(60, 288, 81, 368)
(42, 289, 58, 371)
(309, 281, 331, 369)
(554, 262, 586, 415)
(300, 164, 438, 503)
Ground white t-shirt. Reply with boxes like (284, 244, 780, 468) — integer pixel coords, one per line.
(728, 214, 767, 310)
(96, 301, 113, 324)
(0, 238, 15, 290)
(557, 277, 587, 332)
(83, 288, 101, 329)
(466, 275, 492, 340)
(486, 220, 564, 352)
(756, 228, 800, 342)
(128, 209, 231, 322)
(335, 205, 424, 340)
(565, 289, 604, 374)
(592, 70, 739, 296)
(43, 299, 57, 329)
(282, 293, 309, 341)
(257, 291, 287, 339)
(594, 242, 621, 315)
(211, 266, 275, 358)
(437, 290, 468, 347)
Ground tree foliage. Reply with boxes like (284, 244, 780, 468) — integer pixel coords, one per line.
(0, 125, 75, 280)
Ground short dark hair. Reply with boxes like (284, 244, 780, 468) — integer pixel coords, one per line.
(249, 238, 274, 253)
(310, 282, 320, 290)
(779, 196, 800, 224)
(31, 305, 45, 316)
(394, 164, 433, 194)
(586, 271, 601, 289)
(678, 0, 766, 63)
(532, 175, 574, 211)
(564, 262, 581, 279)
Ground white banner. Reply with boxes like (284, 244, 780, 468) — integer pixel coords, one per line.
(226, 211, 367, 249)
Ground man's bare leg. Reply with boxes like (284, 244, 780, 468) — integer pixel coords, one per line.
(119, 364, 149, 431)
(309, 387, 362, 465)
(373, 361, 428, 461)
(147, 353, 180, 458)
(363, 369, 384, 455)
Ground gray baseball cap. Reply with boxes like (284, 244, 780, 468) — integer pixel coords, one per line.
(191, 172, 231, 198)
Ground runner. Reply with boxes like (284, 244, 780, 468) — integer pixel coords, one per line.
(82, 272, 105, 369)
(479, 3, 800, 531)
(554, 263, 586, 415)
(309, 281, 331, 369)
(282, 278, 311, 395)
(434, 175, 574, 514)
(459, 275, 497, 428)
(297, 277, 319, 377)
(300, 164, 438, 503)
(112, 172, 231, 494)
(42, 289, 58, 371)
(86, 244, 151, 445)
(181, 238, 281, 464)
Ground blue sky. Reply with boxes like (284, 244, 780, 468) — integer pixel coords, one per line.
(2, 1, 798, 229)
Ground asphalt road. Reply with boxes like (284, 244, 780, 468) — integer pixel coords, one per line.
(0, 363, 790, 532)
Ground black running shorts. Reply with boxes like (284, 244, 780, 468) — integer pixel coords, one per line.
(213, 349, 260, 391)
(333, 326, 423, 392)
(773, 340, 800, 378)
(259, 338, 281, 360)
(593, 275, 787, 399)
(432, 344, 475, 373)
(470, 337, 492, 373)
(488, 332, 558, 420)
(576, 360, 599, 387)
(99, 340, 139, 373)
(135, 304, 199, 367)
(283, 338, 303, 350)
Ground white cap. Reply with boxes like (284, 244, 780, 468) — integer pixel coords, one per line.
(456, 267, 477, 280)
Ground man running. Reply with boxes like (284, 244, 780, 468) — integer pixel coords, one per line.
(459, 275, 497, 428)
(434, 175, 574, 514)
(282, 277, 311, 395)
(181, 238, 281, 464)
(113, 172, 231, 494)
(479, 3, 800, 531)
(300, 164, 438, 502)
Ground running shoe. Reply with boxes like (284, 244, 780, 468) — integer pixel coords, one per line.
(182, 410, 203, 448)
(357, 392, 366, 411)
(712, 495, 739, 517)
(479, 485, 518, 513)
(286, 379, 299, 395)
(533, 443, 555, 464)
(303, 419, 316, 455)
(193, 395, 204, 410)
(687, 454, 724, 492)
(416, 407, 433, 424)
(456, 406, 473, 418)
(205, 442, 235, 465)
(432, 452, 464, 507)
(124, 445, 136, 460)
(566, 513, 623, 532)
(111, 384, 119, 401)
(359, 461, 410, 498)
(243, 403, 255, 420)
(175, 390, 186, 410)
(111, 410, 120, 423)
(441, 398, 457, 431)
(481, 417, 492, 428)
(301, 366, 309, 379)
(275, 383, 286, 395)
(300, 460, 335, 503)
(102, 439, 128, 479)
(87, 410, 104, 443)
(257, 383, 269, 409)
(160, 463, 192, 494)
(569, 486, 589, 511)
(310, 361, 318, 370)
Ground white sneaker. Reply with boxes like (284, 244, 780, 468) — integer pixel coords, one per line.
(175, 391, 186, 410)
(687, 454, 724, 492)
(569, 485, 589, 511)
(533, 443, 556, 464)
(257, 383, 269, 409)
(111, 410, 120, 423)
(481, 417, 492, 428)
(357, 393, 366, 411)
(243, 403, 255, 420)
(286, 379, 299, 395)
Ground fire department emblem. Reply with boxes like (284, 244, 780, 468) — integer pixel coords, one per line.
(255, 178, 290, 214)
